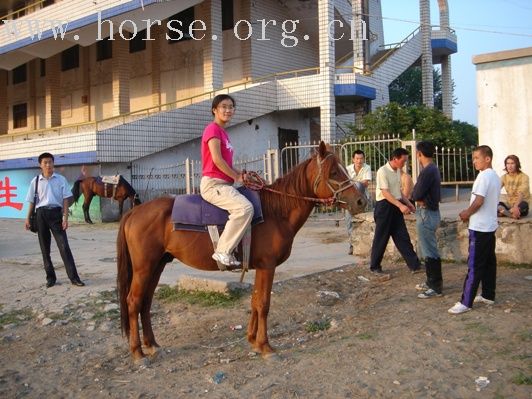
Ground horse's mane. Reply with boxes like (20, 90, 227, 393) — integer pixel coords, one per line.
(260, 157, 315, 217)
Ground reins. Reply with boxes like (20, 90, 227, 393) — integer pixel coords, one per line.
(242, 154, 355, 206)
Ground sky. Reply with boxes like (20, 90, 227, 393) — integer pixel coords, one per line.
(381, 0, 532, 126)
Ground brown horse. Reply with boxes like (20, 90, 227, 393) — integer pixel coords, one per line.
(116, 142, 367, 363)
(72, 176, 141, 224)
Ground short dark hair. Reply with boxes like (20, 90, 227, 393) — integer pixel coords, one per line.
(352, 149, 365, 158)
(38, 152, 54, 164)
(391, 148, 409, 160)
(211, 94, 235, 115)
(504, 154, 522, 173)
(473, 145, 493, 159)
(416, 141, 435, 158)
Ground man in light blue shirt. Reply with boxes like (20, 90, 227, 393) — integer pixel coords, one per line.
(25, 152, 85, 288)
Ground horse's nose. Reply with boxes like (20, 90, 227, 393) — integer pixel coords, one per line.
(357, 198, 365, 207)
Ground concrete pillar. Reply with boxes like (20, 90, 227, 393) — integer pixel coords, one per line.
(45, 55, 61, 127)
(0, 70, 7, 134)
(240, 0, 252, 78)
(420, 0, 434, 108)
(82, 46, 91, 121)
(351, 0, 365, 72)
(112, 38, 130, 116)
(441, 56, 452, 118)
(28, 60, 36, 130)
(438, 0, 452, 118)
(201, 0, 223, 92)
(150, 24, 163, 107)
(318, 0, 336, 142)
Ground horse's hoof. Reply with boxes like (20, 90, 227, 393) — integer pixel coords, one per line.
(145, 346, 160, 359)
(262, 352, 281, 362)
(133, 356, 150, 367)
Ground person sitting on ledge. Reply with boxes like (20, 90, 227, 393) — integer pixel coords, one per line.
(498, 154, 530, 219)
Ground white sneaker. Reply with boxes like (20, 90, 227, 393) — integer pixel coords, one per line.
(212, 252, 241, 267)
(474, 295, 494, 305)
(417, 289, 442, 299)
(448, 302, 471, 314)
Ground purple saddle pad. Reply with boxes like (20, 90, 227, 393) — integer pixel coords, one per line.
(171, 187, 263, 232)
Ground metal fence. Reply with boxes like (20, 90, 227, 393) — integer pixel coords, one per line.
(131, 139, 477, 222)
(131, 153, 277, 202)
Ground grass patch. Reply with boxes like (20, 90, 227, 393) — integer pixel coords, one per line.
(355, 332, 376, 340)
(512, 372, 532, 385)
(0, 308, 33, 327)
(305, 319, 331, 333)
(156, 286, 243, 307)
(98, 290, 117, 301)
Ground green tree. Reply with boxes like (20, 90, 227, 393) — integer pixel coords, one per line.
(353, 103, 477, 148)
(389, 66, 456, 110)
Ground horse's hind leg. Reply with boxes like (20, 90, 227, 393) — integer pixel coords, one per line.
(247, 268, 276, 358)
(140, 261, 166, 357)
(127, 271, 152, 362)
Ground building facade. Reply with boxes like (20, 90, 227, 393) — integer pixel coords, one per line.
(0, 0, 456, 220)
(473, 47, 532, 176)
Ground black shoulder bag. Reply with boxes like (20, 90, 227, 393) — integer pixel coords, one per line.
(29, 176, 39, 233)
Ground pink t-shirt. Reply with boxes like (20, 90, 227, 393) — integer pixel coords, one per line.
(201, 122, 234, 183)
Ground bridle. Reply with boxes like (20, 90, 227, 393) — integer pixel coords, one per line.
(243, 153, 358, 206)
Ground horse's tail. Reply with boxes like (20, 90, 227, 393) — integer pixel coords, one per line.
(72, 179, 82, 203)
(117, 210, 133, 339)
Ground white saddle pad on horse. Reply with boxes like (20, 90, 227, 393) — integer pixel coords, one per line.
(102, 175, 120, 185)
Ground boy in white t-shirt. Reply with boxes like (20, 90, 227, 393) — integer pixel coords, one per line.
(448, 145, 500, 314)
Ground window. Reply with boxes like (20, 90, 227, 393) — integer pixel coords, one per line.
(96, 37, 113, 61)
(167, 7, 194, 43)
(42, 0, 55, 7)
(12, 1, 26, 20)
(40, 59, 46, 77)
(222, 0, 234, 31)
(12, 64, 27, 84)
(13, 103, 28, 129)
(61, 45, 79, 71)
(129, 29, 147, 53)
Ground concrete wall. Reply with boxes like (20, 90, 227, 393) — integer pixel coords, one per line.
(475, 52, 532, 176)
(351, 212, 532, 265)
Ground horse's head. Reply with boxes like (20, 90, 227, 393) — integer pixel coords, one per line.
(310, 142, 367, 215)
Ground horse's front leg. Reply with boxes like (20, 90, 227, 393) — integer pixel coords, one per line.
(118, 199, 124, 219)
(83, 194, 94, 224)
(247, 267, 276, 359)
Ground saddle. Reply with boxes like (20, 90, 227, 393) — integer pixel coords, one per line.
(98, 175, 121, 200)
(171, 187, 263, 274)
(101, 175, 120, 185)
(171, 187, 263, 232)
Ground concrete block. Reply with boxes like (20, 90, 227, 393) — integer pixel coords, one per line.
(177, 275, 252, 294)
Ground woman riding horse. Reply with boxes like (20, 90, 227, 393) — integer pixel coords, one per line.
(117, 142, 367, 363)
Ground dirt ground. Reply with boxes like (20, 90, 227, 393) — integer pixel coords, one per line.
(0, 221, 531, 398)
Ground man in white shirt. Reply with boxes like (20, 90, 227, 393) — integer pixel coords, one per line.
(345, 150, 371, 255)
(369, 148, 421, 274)
(449, 145, 500, 314)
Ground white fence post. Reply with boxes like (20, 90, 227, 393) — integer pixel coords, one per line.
(185, 158, 191, 194)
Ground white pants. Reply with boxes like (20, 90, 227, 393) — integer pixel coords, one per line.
(200, 177, 254, 254)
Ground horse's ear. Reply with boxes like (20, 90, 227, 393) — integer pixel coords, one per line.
(318, 141, 327, 158)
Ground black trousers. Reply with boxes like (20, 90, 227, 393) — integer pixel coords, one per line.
(36, 207, 80, 283)
(370, 200, 420, 271)
(461, 229, 497, 307)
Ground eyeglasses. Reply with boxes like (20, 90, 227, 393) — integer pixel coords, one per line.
(217, 105, 235, 111)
